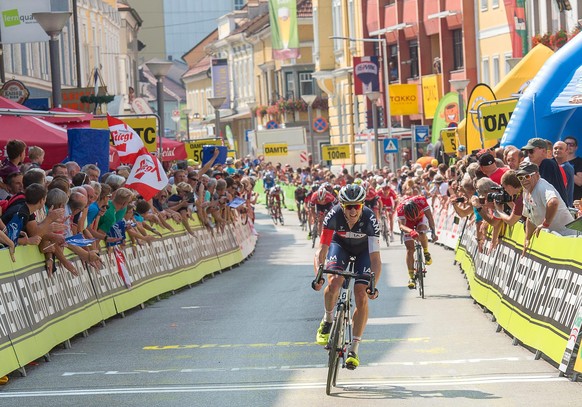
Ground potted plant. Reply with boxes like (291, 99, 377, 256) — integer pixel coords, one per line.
(550, 29, 568, 50)
(532, 33, 551, 48)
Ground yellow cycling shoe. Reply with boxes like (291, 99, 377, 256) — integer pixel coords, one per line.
(424, 251, 432, 265)
(346, 351, 360, 370)
(316, 321, 332, 345)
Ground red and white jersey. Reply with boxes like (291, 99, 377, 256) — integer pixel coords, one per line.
(396, 195, 429, 223)
(364, 188, 377, 202)
(378, 188, 397, 208)
(310, 191, 336, 206)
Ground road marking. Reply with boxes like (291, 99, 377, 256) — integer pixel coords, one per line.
(142, 337, 431, 350)
(0, 375, 568, 398)
(60, 357, 524, 377)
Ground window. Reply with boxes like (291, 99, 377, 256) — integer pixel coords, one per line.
(492, 55, 500, 86)
(482, 57, 490, 84)
(492, 0, 499, 8)
(285, 71, 295, 99)
(452, 29, 464, 70)
(481, 0, 488, 11)
(389, 44, 399, 81)
(504, 53, 513, 74)
(299, 72, 314, 96)
(332, 0, 343, 52)
(234, 0, 245, 10)
(409, 41, 419, 78)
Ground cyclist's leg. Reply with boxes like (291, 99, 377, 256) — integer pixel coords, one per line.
(348, 253, 373, 368)
(404, 238, 416, 288)
(416, 217, 432, 265)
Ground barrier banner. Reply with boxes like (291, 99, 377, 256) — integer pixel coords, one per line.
(456, 221, 582, 363)
(0, 214, 256, 379)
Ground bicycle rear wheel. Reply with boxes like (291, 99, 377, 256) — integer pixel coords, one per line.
(326, 305, 345, 395)
(382, 217, 390, 247)
(311, 223, 318, 248)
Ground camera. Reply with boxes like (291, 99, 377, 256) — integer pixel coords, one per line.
(455, 197, 465, 203)
(486, 186, 513, 204)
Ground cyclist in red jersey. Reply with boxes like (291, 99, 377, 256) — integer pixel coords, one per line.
(396, 195, 438, 289)
(310, 186, 337, 237)
(362, 181, 381, 221)
(378, 184, 397, 241)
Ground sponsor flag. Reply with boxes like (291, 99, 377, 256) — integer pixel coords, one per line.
(113, 246, 132, 289)
(125, 152, 169, 201)
(353, 56, 380, 95)
(464, 84, 497, 151)
(268, 0, 300, 60)
(107, 114, 147, 165)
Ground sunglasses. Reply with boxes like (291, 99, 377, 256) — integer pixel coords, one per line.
(342, 203, 363, 211)
(517, 172, 536, 181)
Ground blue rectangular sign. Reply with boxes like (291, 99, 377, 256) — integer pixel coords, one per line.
(415, 125, 430, 143)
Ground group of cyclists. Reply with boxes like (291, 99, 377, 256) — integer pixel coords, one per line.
(260, 166, 439, 371)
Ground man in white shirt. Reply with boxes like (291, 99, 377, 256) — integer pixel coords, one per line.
(517, 161, 577, 255)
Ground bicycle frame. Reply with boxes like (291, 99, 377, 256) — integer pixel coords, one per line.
(413, 239, 426, 299)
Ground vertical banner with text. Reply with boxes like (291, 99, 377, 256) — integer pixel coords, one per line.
(211, 59, 230, 109)
(353, 56, 380, 95)
(268, 0, 300, 60)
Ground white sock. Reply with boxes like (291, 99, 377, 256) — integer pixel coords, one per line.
(350, 337, 361, 354)
(324, 310, 333, 323)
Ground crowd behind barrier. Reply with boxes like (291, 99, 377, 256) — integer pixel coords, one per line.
(0, 216, 257, 379)
(430, 197, 582, 375)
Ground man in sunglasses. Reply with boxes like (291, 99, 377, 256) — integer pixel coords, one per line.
(521, 138, 568, 205)
(517, 161, 576, 254)
(313, 184, 381, 370)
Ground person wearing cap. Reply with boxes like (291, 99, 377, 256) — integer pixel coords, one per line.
(521, 137, 568, 205)
(224, 157, 236, 175)
(478, 151, 508, 184)
(456, 145, 467, 159)
(516, 161, 576, 253)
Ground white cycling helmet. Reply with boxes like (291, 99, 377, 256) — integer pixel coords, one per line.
(317, 186, 327, 201)
(338, 184, 366, 204)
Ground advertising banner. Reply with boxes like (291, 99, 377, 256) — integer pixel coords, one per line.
(465, 83, 497, 150)
(90, 117, 157, 154)
(480, 99, 518, 141)
(0, 0, 50, 44)
(421, 74, 442, 119)
(353, 56, 380, 95)
(389, 84, 419, 115)
(268, 0, 300, 60)
(431, 92, 460, 144)
(211, 59, 230, 109)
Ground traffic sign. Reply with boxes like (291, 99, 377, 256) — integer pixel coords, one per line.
(322, 144, 350, 161)
(414, 125, 430, 143)
(299, 151, 308, 162)
(383, 138, 399, 153)
(313, 117, 329, 133)
(266, 120, 278, 129)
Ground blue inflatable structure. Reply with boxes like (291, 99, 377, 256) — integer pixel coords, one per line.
(501, 32, 582, 148)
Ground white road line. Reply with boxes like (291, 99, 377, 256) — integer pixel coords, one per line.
(0, 375, 568, 398)
(59, 357, 525, 377)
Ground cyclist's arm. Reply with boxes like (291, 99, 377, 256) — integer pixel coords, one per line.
(314, 241, 329, 274)
(397, 218, 415, 234)
(424, 209, 438, 240)
(370, 251, 382, 284)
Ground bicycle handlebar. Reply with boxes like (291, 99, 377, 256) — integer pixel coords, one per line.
(311, 265, 377, 296)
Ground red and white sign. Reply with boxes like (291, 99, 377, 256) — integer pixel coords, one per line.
(131, 97, 153, 115)
(125, 152, 168, 201)
(0, 80, 30, 104)
(299, 151, 308, 163)
(107, 114, 147, 165)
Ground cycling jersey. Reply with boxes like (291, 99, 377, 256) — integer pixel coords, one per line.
(378, 188, 397, 208)
(294, 187, 307, 202)
(310, 191, 337, 213)
(320, 204, 380, 254)
(263, 177, 275, 190)
(396, 195, 430, 229)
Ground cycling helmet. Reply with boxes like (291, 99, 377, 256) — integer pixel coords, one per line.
(274, 185, 281, 191)
(353, 178, 363, 185)
(317, 186, 327, 201)
(403, 200, 421, 221)
(361, 180, 370, 191)
(338, 184, 366, 204)
(311, 184, 319, 192)
(322, 182, 332, 192)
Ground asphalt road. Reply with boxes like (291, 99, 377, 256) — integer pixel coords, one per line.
(1, 206, 581, 406)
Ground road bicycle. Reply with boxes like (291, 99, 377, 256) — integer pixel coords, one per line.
(312, 258, 376, 395)
(270, 199, 284, 225)
(380, 213, 390, 247)
(298, 202, 308, 231)
(413, 238, 427, 299)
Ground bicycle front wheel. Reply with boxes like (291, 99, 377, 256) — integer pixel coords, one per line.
(416, 248, 425, 299)
(326, 305, 345, 395)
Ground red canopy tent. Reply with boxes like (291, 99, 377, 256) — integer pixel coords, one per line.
(158, 137, 187, 161)
(0, 97, 68, 169)
(42, 107, 94, 128)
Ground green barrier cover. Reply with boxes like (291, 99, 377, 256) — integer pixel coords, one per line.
(0, 215, 257, 378)
(455, 220, 580, 364)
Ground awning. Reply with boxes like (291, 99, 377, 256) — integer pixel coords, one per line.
(157, 137, 187, 161)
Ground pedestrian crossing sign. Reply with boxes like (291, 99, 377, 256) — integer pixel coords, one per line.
(384, 138, 398, 153)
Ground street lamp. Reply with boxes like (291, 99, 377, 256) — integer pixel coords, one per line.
(208, 97, 226, 142)
(302, 94, 317, 166)
(366, 91, 382, 170)
(146, 58, 173, 156)
(449, 79, 470, 147)
(32, 12, 72, 108)
(182, 108, 191, 141)
(330, 36, 392, 144)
